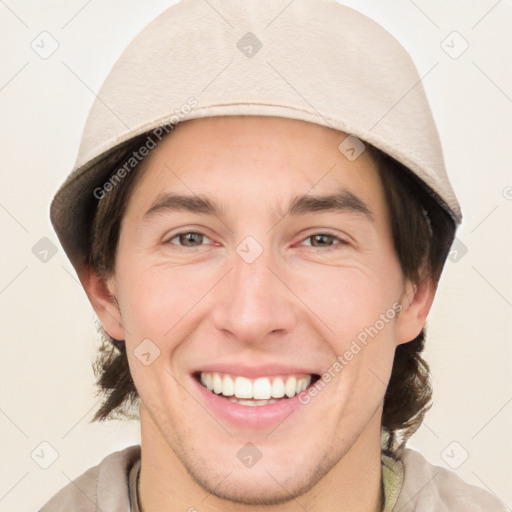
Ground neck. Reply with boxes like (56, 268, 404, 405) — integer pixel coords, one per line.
(138, 407, 384, 512)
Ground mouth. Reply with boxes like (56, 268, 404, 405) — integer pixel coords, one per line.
(193, 371, 321, 407)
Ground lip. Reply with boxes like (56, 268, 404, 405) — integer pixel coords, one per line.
(191, 372, 317, 429)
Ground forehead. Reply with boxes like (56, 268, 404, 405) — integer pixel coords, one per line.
(145, 115, 370, 174)
(125, 115, 388, 224)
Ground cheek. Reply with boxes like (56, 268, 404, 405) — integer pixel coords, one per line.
(289, 260, 403, 342)
(117, 263, 193, 414)
(115, 259, 218, 344)
(288, 258, 403, 403)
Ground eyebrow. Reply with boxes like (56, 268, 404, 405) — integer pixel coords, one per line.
(143, 188, 374, 223)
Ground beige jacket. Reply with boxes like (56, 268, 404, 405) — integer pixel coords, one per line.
(39, 445, 506, 511)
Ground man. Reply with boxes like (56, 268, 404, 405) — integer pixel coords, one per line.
(40, 0, 506, 510)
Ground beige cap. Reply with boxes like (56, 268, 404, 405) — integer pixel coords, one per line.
(50, 0, 462, 271)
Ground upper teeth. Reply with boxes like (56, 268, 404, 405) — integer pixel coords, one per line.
(200, 372, 311, 400)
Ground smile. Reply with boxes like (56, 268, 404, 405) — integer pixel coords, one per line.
(196, 372, 319, 406)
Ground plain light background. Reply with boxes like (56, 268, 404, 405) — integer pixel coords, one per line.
(1, 0, 511, 510)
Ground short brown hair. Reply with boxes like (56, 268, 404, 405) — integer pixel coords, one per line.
(86, 125, 456, 454)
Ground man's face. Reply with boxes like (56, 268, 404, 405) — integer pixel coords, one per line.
(104, 116, 416, 503)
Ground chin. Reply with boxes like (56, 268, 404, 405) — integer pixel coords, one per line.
(180, 447, 340, 507)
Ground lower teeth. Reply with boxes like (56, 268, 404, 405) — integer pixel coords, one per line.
(228, 397, 280, 406)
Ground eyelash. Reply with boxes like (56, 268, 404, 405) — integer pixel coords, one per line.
(165, 231, 349, 250)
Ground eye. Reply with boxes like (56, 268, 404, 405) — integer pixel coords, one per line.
(164, 231, 348, 249)
(166, 231, 213, 247)
(299, 233, 348, 248)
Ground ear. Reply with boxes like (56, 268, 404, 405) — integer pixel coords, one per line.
(78, 265, 125, 341)
(396, 274, 437, 346)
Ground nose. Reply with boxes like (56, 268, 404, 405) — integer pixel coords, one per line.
(211, 243, 298, 345)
